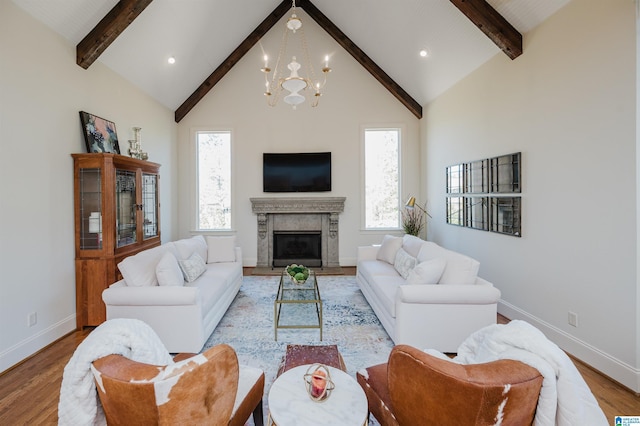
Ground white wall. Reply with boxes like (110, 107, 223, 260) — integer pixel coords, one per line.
(176, 9, 422, 266)
(423, 0, 638, 390)
(636, 0, 640, 384)
(0, 2, 178, 373)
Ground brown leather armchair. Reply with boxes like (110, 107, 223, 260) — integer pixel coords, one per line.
(357, 345, 543, 426)
(91, 343, 264, 426)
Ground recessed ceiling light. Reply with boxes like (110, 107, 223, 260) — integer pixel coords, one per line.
(167, 56, 176, 64)
(419, 49, 428, 58)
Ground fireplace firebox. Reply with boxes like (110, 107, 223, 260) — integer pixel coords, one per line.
(273, 231, 322, 267)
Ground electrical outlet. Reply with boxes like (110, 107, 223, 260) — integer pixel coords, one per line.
(568, 311, 578, 327)
(28, 312, 37, 327)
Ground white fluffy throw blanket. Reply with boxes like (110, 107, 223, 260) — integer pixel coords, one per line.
(451, 320, 607, 426)
(58, 318, 174, 426)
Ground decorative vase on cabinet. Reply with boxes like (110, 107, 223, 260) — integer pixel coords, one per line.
(72, 153, 161, 328)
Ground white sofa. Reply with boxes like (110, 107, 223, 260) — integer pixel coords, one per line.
(356, 234, 501, 352)
(102, 235, 242, 353)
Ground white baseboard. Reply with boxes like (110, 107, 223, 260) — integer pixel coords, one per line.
(242, 257, 257, 267)
(0, 314, 76, 374)
(340, 257, 357, 267)
(499, 300, 640, 393)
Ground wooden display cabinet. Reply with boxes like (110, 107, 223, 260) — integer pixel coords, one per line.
(72, 153, 161, 328)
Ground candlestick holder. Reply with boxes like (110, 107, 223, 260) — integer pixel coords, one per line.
(128, 127, 148, 160)
(303, 364, 335, 402)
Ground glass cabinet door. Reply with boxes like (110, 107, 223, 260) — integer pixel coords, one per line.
(116, 169, 137, 248)
(79, 168, 102, 250)
(142, 173, 158, 239)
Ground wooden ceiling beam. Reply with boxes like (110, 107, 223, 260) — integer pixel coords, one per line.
(174, 1, 292, 122)
(450, 0, 522, 60)
(76, 0, 154, 69)
(298, 0, 422, 119)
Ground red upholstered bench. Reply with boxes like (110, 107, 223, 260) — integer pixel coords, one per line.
(277, 344, 346, 377)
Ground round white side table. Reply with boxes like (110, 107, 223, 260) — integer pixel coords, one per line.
(268, 364, 368, 426)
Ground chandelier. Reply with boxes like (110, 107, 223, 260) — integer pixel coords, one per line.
(261, 0, 331, 109)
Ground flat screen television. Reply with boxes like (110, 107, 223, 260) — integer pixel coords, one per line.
(263, 152, 331, 192)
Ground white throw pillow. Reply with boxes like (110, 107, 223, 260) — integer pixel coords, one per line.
(206, 236, 236, 263)
(402, 234, 425, 258)
(118, 245, 167, 287)
(393, 248, 417, 279)
(438, 251, 480, 285)
(416, 242, 480, 285)
(174, 235, 208, 261)
(376, 235, 403, 265)
(416, 241, 446, 263)
(407, 258, 447, 285)
(155, 251, 184, 287)
(178, 253, 207, 283)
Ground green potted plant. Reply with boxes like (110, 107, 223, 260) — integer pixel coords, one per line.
(402, 197, 430, 237)
(402, 208, 425, 236)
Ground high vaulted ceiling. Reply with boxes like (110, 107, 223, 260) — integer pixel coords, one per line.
(13, 0, 570, 120)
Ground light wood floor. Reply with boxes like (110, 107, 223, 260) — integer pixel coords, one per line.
(1, 270, 638, 424)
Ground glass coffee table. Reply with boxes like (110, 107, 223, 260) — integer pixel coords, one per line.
(274, 270, 322, 341)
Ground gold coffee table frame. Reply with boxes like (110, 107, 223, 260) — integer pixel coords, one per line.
(274, 270, 322, 341)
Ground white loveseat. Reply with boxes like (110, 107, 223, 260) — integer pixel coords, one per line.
(356, 234, 501, 352)
(102, 235, 242, 353)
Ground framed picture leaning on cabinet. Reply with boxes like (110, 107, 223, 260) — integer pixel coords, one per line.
(79, 111, 120, 154)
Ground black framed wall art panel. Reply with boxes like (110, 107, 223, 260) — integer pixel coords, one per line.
(491, 153, 521, 193)
(446, 164, 464, 194)
(490, 197, 521, 236)
(446, 196, 464, 226)
(466, 159, 490, 194)
(445, 152, 522, 237)
(467, 197, 489, 231)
